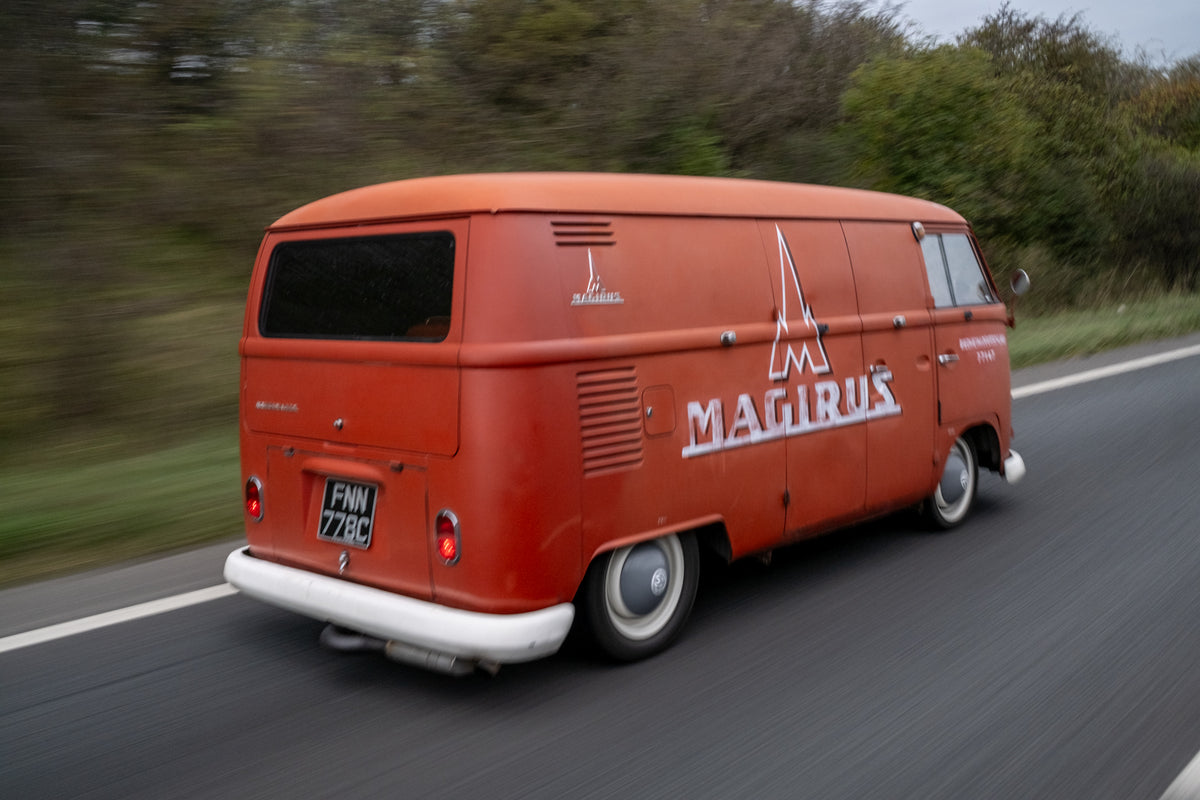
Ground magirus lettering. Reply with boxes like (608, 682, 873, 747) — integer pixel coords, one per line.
(682, 371, 901, 458)
(681, 225, 902, 459)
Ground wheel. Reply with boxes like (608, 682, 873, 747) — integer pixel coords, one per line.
(582, 532, 700, 661)
(925, 435, 978, 529)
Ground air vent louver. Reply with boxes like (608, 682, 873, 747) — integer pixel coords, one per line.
(578, 367, 643, 476)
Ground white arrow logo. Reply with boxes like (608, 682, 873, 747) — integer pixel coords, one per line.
(769, 225, 831, 381)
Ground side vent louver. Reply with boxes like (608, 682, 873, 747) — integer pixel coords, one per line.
(578, 367, 643, 477)
(553, 220, 615, 247)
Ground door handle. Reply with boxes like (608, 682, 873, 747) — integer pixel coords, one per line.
(938, 353, 959, 365)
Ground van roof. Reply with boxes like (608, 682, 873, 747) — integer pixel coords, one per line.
(270, 172, 965, 230)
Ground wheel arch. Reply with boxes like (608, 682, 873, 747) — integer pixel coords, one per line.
(582, 516, 730, 575)
(963, 421, 1002, 473)
(575, 518, 730, 602)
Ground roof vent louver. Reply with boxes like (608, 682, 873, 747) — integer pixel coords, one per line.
(553, 220, 615, 247)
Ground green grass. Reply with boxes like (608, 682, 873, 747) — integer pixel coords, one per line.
(0, 431, 240, 587)
(1009, 293, 1200, 368)
(1, 293, 1198, 587)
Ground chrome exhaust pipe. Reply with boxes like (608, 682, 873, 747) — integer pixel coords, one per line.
(383, 640, 498, 677)
(319, 624, 386, 653)
(319, 624, 497, 676)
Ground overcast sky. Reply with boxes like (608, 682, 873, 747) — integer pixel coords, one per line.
(897, 1, 1200, 62)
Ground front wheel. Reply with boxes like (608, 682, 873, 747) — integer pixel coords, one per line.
(582, 532, 699, 661)
(925, 435, 978, 529)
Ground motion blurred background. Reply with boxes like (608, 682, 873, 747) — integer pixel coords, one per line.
(2, 0, 1197, 582)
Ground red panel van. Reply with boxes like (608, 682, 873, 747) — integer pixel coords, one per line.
(224, 173, 1026, 674)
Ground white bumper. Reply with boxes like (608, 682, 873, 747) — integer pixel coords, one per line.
(1003, 449, 1026, 484)
(224, 547, 574, 665)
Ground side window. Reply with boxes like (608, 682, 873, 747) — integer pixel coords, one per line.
(943, 234, 995, 305)
(921, 232, 994, 307)
(920, 236, 954, 308)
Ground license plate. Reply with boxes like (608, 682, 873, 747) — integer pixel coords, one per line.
(318, 478, 377, 549)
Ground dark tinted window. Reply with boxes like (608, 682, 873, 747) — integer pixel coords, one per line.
(260, 232, 454, 340)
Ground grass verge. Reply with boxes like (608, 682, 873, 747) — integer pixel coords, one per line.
(0, 431, 239, 587)
(1008, 293, 1200, 368)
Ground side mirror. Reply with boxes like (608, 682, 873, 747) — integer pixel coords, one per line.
(1010, 269, 1031, 296)
(1005, 270, 1030, 328)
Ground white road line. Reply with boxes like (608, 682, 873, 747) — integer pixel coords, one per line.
(1012, 343, 1200, 399)
(0, 583, 238, 655)
(1160, 749, 1200, 800)
(3, 340, 1199, 658)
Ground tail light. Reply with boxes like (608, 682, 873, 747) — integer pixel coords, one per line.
(435, 509, 460, 565)
(245, 477, 264, 522)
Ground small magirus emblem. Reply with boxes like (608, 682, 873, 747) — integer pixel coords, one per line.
(571, 249, 624, 306)
(255, 400, 299, 413)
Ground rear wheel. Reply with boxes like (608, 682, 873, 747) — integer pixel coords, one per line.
(583, 532, 699, 661)
(925, 435, 978, 529)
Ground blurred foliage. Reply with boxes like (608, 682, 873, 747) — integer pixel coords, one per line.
(841, 47, 1037, 245)
(1, 0, 1199, 464)
(1126, 74, 1200, 150)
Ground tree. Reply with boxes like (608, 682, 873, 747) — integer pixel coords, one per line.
(839, 47, 1034, 245)
(957, 5, 1140, 264)
(958, 2, 1132, 101)
(1117, 73, 1200, 290)
(1113, 148, 1200, 290)
(1126, 75, 1200, 151)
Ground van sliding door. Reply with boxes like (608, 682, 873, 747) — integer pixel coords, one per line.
(759, 220, 866, 537)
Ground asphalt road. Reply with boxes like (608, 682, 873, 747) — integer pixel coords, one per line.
(3, 334, 1200, 800)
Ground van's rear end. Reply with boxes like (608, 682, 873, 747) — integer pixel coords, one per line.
(223, 214, 573, 674)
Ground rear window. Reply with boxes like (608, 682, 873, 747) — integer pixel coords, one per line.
(259, 231, 455, 340)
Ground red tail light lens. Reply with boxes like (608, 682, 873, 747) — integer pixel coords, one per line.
(435, 510, 460, 565)
(245, 477, 264, 522)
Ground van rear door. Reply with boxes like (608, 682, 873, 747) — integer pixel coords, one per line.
(240, 220, 467, 597)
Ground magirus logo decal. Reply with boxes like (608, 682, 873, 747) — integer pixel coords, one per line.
(682, 226, 901, 459)
(769, 225, 830, 381)
(571, 249, 624, 306)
